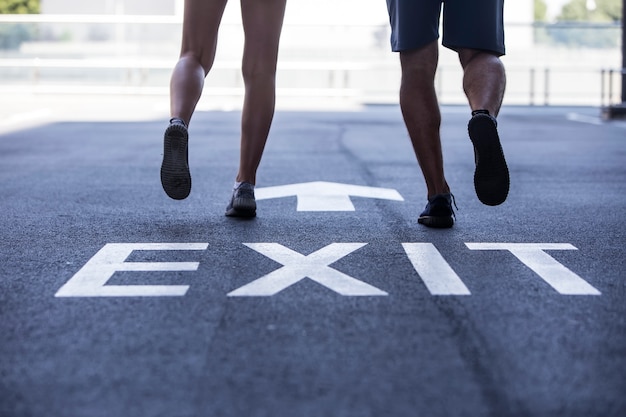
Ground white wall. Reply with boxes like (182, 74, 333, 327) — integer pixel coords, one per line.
(41, 0, 174, 15)
(504, 0, 535, 48)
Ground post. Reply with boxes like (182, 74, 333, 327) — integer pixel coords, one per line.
(601, 68, 605, 107)
(602, 1, 626, 119)
(543, 68, 550, 106)
(622, 0, 625, 103)
(529, 67, 535, 106)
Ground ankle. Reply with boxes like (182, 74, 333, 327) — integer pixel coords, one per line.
(471, 109, 490, 117)
(169, 117, 187, 127)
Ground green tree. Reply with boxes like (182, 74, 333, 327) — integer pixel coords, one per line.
(595, 0, 623, 21)
(0, 0, 40, 14)
(549, 0, 622, 47)
(0, 0, 40, 49)
(535, 0, 548, 21)
(558, 0, 622, 22)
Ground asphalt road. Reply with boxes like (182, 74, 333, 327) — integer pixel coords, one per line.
(1, 101, 624, 417)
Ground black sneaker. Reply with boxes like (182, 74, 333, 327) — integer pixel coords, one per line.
(468, 111, 509, 206)
(225, 182, 257, 218)
(160, 118, 191, 200)
(418, 193, 455, 228)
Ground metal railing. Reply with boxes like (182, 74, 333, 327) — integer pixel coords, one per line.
(0, 14, 622, 107)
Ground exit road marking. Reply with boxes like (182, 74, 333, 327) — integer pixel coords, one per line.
(55, 242, 601, 298)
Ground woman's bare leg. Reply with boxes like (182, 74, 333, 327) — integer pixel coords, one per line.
(236, 0, 287, 185)
(170, 0, 228, 125)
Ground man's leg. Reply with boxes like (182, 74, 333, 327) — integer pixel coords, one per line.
(459, 48, 509, 206)
(399, 41, 449, 198)
(459, 49, 505, 116)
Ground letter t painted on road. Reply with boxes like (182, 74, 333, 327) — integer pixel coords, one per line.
(465, 243, 601, 295)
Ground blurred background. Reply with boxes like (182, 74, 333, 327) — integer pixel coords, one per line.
(0, 0, 622, 114)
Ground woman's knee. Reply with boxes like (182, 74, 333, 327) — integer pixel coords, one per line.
(178, 50, 214, 75)
(241, 59, 277, 84)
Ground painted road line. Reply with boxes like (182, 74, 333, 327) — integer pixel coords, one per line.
(566, 113, 603, 125)
(228, 243, 388, 297)
(255, 181, 404, 211)
(465, 243, 601, 295)
(55, 243, 209, 297)
(0, 108, 52, 134)
(402, 243, 471, 295)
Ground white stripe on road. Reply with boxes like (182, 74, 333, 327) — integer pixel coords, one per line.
(465, 243, 601, 295)
(566, 113, 603, 125)
(0, 108, 52, 134)
(55, 243, 209, 297)
(228, 243, 388, 297)
(402, 243, 471, 295)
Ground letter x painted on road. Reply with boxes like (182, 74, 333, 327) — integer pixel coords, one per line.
(228, 243, 388, 297)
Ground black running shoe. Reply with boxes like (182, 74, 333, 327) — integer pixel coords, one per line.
(468, 111, 509, 206)
(225, 182, 257, 218)
(160, 118, 191, 200)
(418, 193, 455, 228)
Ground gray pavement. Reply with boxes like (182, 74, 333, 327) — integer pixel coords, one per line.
(0, 101, 625, 417)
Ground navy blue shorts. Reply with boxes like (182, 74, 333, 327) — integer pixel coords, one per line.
(386, 0, 506, 56)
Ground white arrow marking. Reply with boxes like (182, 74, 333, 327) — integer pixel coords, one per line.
(55, 243, 209, 297)
(255, 181, 404, 211)
(402, 243, 471, 295)
(465, 243, 601, 295)
(228, 243, 388, 297)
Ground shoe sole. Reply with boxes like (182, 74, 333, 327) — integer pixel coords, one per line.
(160, 123, 191, 200)
(418, 215, 454, 229)
(225, 196, 257, 218)
(225, 207, 256, 218)
(468, 114, 510, 206)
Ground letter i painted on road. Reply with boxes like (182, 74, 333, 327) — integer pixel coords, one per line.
(402, 243, 471, 295)
(465, 243, 601, 295)
(55, 243, 209, 297)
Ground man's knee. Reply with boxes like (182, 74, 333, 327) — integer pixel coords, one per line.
(399, 42, 439, 78)
(458, 48, 502, 70)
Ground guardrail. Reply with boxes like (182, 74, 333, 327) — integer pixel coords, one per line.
(0, 14, 622, 106)
(1, 57, 620, 107)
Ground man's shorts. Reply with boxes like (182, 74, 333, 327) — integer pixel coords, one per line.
(386, 0, 505, 56)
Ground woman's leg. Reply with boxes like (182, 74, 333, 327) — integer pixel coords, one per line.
(170, 0, 228, 125)
(162, 0, 228, 200)
(236, 0, 287, 185)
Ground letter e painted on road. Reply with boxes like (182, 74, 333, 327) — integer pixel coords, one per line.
(55, 243, 209, 297)
(465, 243, 600, 295)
